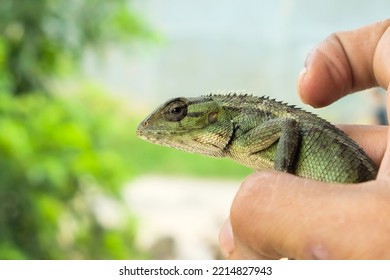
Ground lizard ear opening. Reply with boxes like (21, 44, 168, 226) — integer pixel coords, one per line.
(208, 112, 218, 124)
(164, 99, 188, 122)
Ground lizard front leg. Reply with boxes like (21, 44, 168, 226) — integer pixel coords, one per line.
(230, 118, 300, 173)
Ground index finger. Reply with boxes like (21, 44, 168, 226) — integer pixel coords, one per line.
(338, 124, 387, 167)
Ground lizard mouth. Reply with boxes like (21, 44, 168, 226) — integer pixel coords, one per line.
(136, 126, 191, 143)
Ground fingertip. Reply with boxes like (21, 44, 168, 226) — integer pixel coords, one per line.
(297, 67, 309, 105)
(297, 47, 347, 108)
(219, 218, 234, 258)
(373, 25, 390, 90)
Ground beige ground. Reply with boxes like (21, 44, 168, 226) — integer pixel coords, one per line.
(124, 175, 241, 259)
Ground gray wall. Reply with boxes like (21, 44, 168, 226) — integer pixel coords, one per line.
(84, 0, 390, 122)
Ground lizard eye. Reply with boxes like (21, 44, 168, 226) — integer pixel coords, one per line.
(171, 106, 183, 115)
(165, 100, 188, 122)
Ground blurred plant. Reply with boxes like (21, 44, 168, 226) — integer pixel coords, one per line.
(0, 0, 156, 95)
(0, 0, 157, 259)
(0, 87, 145, 259)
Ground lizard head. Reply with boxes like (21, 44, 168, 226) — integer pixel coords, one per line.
(137, 96, 233, 157)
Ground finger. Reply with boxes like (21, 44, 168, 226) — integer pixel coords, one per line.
(373, 25, 390, 89)
(229, 171, 390, 259)
(377, 86, 390, 178)
(298, 18, 390, 108)
(220, 218, 268, 259)
(337, 124, 387, 167)
(219, 218, 234, 258)
(228, 240, 265, 260)
(375, 27, 390, 178)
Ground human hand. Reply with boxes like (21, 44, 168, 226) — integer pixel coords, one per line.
(219, 18, 390, 259)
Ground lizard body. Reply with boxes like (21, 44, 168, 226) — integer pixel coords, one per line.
(137, 93, 377, 183)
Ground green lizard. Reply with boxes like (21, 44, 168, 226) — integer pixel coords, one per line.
(137, 93, 378, 183)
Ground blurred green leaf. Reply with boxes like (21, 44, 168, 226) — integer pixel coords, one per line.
(0, 0, 157, 94)
(0, 90, 143, 259)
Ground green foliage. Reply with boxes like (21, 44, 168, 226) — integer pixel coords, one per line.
(0, 0, 157, 94)
(0, 90, 145, 259)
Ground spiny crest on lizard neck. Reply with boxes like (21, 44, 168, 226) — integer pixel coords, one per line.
(202, 90, 299, 110)
(200, 91, 347, 134)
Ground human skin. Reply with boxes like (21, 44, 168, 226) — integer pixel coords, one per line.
(219, 18, 390, 259)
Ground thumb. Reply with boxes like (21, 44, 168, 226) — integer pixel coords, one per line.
(225, 171, 390, 259)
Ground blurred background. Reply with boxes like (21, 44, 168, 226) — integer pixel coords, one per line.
(0, 0, 388, 260)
